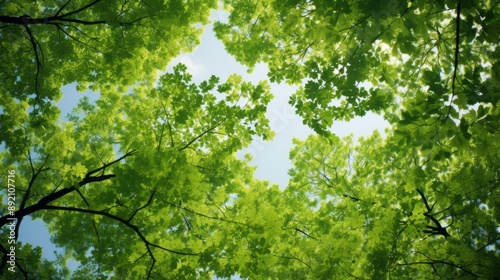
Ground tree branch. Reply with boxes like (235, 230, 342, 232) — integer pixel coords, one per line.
(178, 118, 227, 152)
(416, 189, 433, 213)
(451, 0, 461, 100)
(55, 0, 73, 17)
(397, 259, 478, 278)
(0, 151, 136, 228)
(275, 254, 312, 270)
(51, 23, 101, 52)
(19, 152, 50, 212)
(85, 149, 137, 178)
(127, 188, 156, 223)
(58, 0, 103, 18)
(443, 0, 461, 123)
(159, 101, 175, 148)
(294, 227, 317, 240)
(42, 205, 201, 257)
(92, 219, 101, 243)
(75, 188, 91, 207)
(0, 174, 114, 228)
(159, 198, 257, 230)
(416, 189, 450, 238)
(21, 22, 43, 102)
(14, 153, 50, 245)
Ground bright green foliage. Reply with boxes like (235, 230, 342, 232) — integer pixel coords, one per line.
(0, 242, 70, 279)
(215, 0, 500, 135)
(0, 0, 216, 156)
(277, 131, 499, 278)
(0, 64, 274, 278)
(1, 0, 500, 279)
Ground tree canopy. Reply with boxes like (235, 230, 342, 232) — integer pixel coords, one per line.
(215, 0, 500, 135)
(1, 0, 499, 279)
(1, 0, 216, 155)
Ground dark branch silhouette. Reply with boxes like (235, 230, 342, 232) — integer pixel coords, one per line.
(0, 150, 137, 227)
(42, 203, 200, 279)
(398, 250, 479, 278)
(442, 0, 462, 123)
(0, 0, 151, 105)
(343, 194, 360, 202)
(416, 189, 451, 238)
(0, 150, 137, 274)
(178, 117, 227, 152)
(281, 226, 317, 240)
(159, 198, 257, 230)
(275, 254, 312, 270)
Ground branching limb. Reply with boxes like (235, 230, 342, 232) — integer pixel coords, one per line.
(85, 149, 137, 178)
(0, 151, 136, 228)
(92, 219, 101, 243)
(275, 254, 312, 270)
(476, 238, 499, 252)
(75, 188, 90, 207)
(21, 22, 43, 103)
(55, 0, 72, 17)
(57, 0, 103, 19)
(397, 258, 478, 278)
(13, 153, 50, 246)
(181, 212, 192, 231)
(159, 101, 175, 148)
(42, 203, 199, 279)
(416, 189, 433, 213)
(294, 227, 317, 240)
(42, 205, 201, 257)
(159, 198, 256, 230)
(343, 194, 360, 202)
(156, 122, 165, 152)
(282, 226, 317, 240)
(416, 189, 451, 238)
(178, 118, 227, 152)
(51, 23, 101, 52)
(443, 0, 461, 123)
(127, 188, 156, 223)
(20, 152, 50, 211)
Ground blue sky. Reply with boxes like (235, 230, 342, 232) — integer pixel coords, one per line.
(18, 10, 389, 272)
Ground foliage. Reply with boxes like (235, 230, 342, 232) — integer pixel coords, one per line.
(1, 62, 274, 278)
(279, 131, 500, 278)
(0, 242, 70, 279)
(0, 0, 216, 156)
(215, 0, 500, 135)
(1, 0, 499, 279)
